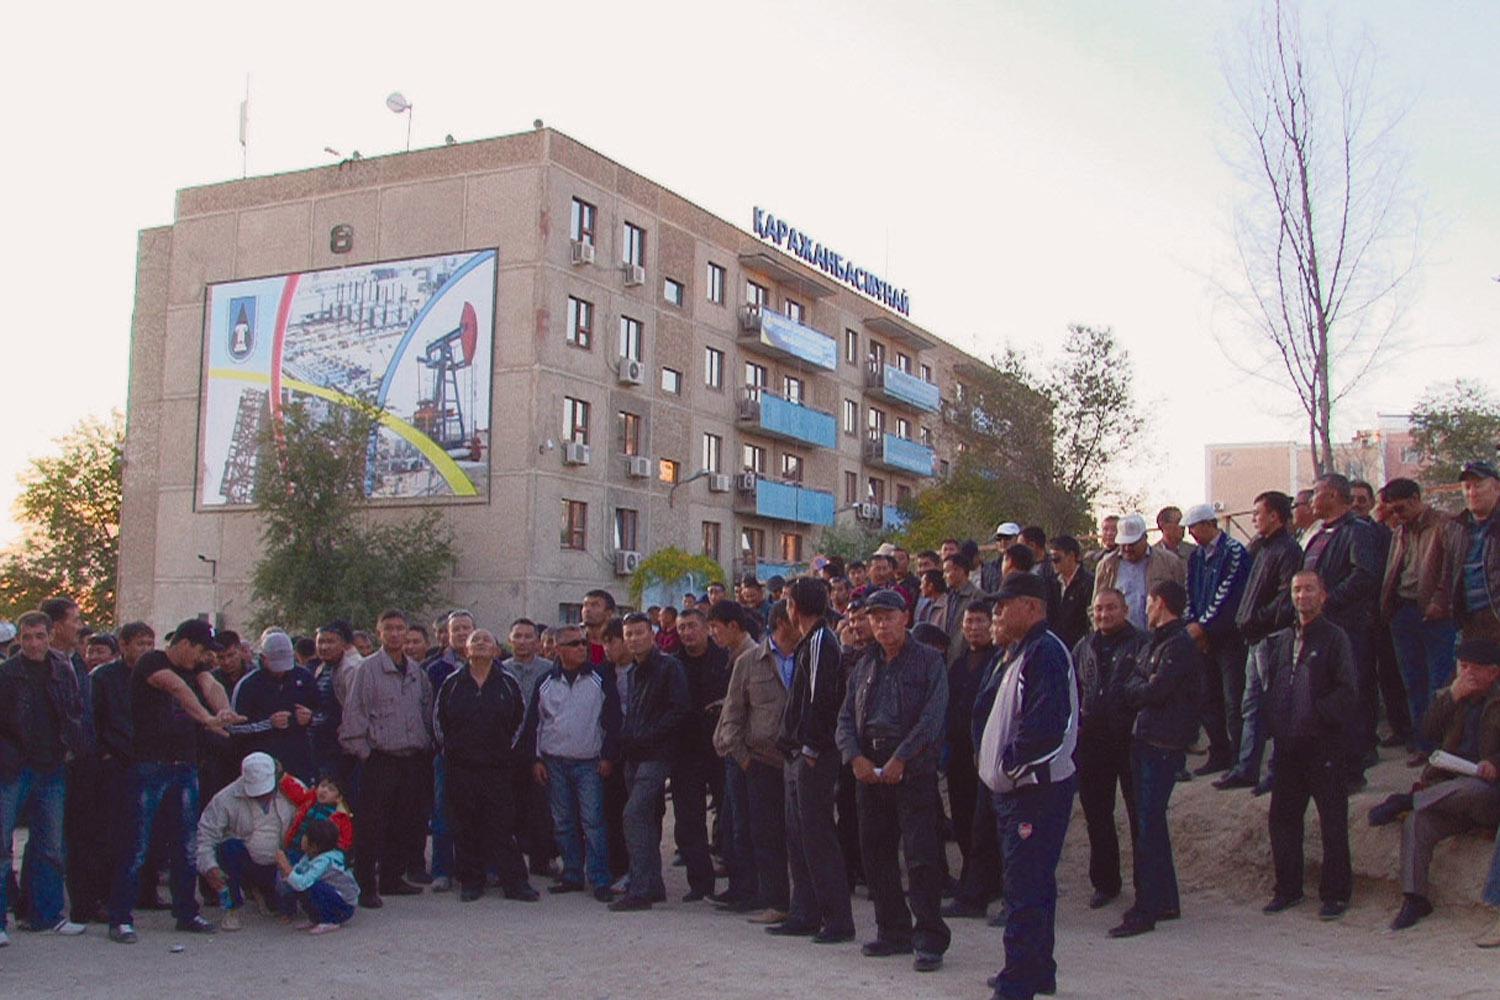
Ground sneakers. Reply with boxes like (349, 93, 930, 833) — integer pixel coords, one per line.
(1475, 914, 1500, 948)
(1390, 893, 1433, 931)
(51, 919, 86, 936)
(176, 915, 217, 934)
(307, 922, 341, 935)
(220, 909, 242, 932)
(108, 924, 138, 944)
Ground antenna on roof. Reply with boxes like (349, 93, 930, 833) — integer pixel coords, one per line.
(238, 74, 250, 178)
(386, 91, 413, 151)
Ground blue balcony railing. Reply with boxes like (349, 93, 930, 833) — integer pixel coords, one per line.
(739, 304, 837, 371)
(738, 476, 836, 526)
(864, 433, 935, 477)
(865, 362, 941, 413)
(737, 391, 838, 449)
(883, 504, 911, 531)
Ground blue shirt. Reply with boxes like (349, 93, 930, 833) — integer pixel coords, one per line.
(1465, 521, 1492, 613)
(770, 639, 796, 690)
(1117, 557, 1149, 631)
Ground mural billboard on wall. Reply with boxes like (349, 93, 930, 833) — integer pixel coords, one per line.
(198, 249, 496, 507)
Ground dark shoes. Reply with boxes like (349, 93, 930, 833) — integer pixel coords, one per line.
(913, 953, 943, 973)
(715, 898, 758, 914)
(812, 927, 856, 944)
(940, 900, 987, 919)
(505, 885, 540, 902)
(1088, 890, 1119, 910)
(607, 895, 653, 912)
(1252, 778, 1273, 797)
(1263, 894, 1304, 914)
(459, 886, 484, 903)
(1390, 894, 1433, 931)
(1107, 914, 1155, 939)
(1318, 900, 1348, 921)
(681, 889, 710, 903)
(175, 916, 216, 934)
(1174, 768, 1193, 783)
(1193, 759, 1232, 778)
(765, 921, 818, 937)
(593, 886, 617, 903)
(987, 907, 1009, 928)
(1213, 772, 1257, 790)
(358, 894, 383, 909)
(548, 881, 585, 895)
(383, 882, 423, 897)
(861, 939, 913, 957)
(1368, 793, 1414, 827)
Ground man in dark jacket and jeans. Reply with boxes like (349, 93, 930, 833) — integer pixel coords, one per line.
(771, 576, 854, 944)
(837, 589, 950, 973)
(1072, 587, 1146, 909)
(1111, 580, 1202, 939)
(1262, 571, 1358, 919)
(609, 613, 690, 912)
(1218, 491, 1301, 792)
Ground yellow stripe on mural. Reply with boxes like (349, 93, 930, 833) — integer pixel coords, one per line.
(208, 368, 478, 497)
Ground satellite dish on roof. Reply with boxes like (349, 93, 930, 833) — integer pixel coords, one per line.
(386, 92, 411, 114)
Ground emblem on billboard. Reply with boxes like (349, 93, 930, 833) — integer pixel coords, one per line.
(227, 297, 257, 362)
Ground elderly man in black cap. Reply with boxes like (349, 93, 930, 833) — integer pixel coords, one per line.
(836, 589, 950, 973)
(1441, 460, 1500, 644)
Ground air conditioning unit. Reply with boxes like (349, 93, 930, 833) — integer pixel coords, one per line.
(617, 358, 645, 385)
(626, 455, 651, 479)
(570, 240, 595, 265)
(856, 502, 881, 522)
(622, 263, 646, 287)
(708, 473, 732, 493)
(615, 550, 641, 575)
(736, 471, 758, 494)
(562, 441, 591, 466)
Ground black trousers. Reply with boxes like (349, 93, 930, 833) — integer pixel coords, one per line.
(447, 761, 528, 892)
(1346, 626, 1378, 774)
(835, 762, 862, 886)
(1269, 748, 1351, 904)
(947, 739, 979, 858)
(512, 762, 556, 870)
(785, 751, 853, 934)
(954, 779, 1001, 909)
(856, 769, 951, 956)
(356, 751, 431, 894)
(64, 756, 113, 922)
(671, 752, 716, 893)
(746, 760, 789, 911)
(1372, 620, 1413, 739)
(604, 766, 629, 879)
(1075, 727, 1138, 898)
(1202, 637, 1247, 766)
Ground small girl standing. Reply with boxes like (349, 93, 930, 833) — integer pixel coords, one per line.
(275, 818, 360, 934)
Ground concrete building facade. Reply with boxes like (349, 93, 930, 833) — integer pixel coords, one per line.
(120, 127, 988, 630)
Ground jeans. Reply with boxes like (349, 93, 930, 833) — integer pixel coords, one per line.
(1484, 832, 1500, 908)
(1269, 747, 1350, 903)
(1388, 602, 1458, 752)
(1130, 742, 1184, 922)
(992, 777, 1075, 1000)
(216, 838, 279, 908)
(622, 759, 672, 900)
(0, 764, 66, 930)
(745, 760, 789, 911)
(546, 756, 610, 889)
(108, 761, 201, 926)
(275, 879, 355, 925)
(856, 768, 951, 956)
(430, 754, 453, 880)
(719, 760, 755, 901)
(784, 750, 853, 934)
(1232, 642, 1273, 783)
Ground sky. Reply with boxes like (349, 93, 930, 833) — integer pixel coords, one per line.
(1, 0, 1495, 544)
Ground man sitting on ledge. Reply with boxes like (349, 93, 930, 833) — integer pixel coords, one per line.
(1367, 638, 1500, 931)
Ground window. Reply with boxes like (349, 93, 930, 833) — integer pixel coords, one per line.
(663, 278, 684, 306)
(780, 532, 803, 563)
(617, 410, 641, 456)
(618, 315, 643, 361)
(867, 406, 886, 437)
(702, 432, 723, 473)
(744, 361, 767, 400)
(784, 298, 804, 323)
(622, 221, 646, 266)
(780, 452, 803, 482)
(746, 280, 769, 308)
(613, 508, 639, 551)
(896, 417, 911, 440)
(844, 328, 859, 364)
(569, 197, 596, 246)
(707, 262, 725, 304)
(896, 484, 913, 505)
(844, 471, 859, 505)
(783, 375, 804, 406)
(741, 527, 766, 560)
(704, 347, 724, 390)
(557, 602, 584, 625)
(702, 521, 721, 561)
(939, 459, 951, 478)
(867, 477, 885, 507)
(955, 380, 969, 403)
(920, 425, 932, 446)
(659, 458, 680, 483)
(566, 296, 593, 349)
(561, 499, 587, 549)
(920, 363, 933, 383)
(843, 399, 858, 436)
(563, 397, 590, 444)
(660, 367, 683, 394)
(868, 340, 886, 369)
(896, 352, 912, 374)
(742, 444, 766, 475)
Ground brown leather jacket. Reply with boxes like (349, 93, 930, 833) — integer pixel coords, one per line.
(1380, 505, 1462, 620)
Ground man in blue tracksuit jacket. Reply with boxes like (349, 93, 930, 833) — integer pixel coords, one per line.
(1183, 504, 1250, 773)
(976, 573, 1078, 1000)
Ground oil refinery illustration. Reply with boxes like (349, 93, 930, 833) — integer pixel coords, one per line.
(197, 249, 496, 507)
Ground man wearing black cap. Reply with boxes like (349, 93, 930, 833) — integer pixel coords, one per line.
(976, 573, 1078, 999)
(836, 589, 950, 972)
(107, 619, 243, 944)
(1440, 460, 1500, 644)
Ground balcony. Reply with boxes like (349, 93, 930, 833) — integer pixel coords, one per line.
(864, 432, 936, 477)
(864, 362, 941, 413)
(739, 304, 837, 371)
(736, 390, 837, 449)
(734, 474, 836, 526)
(733, 558, 807, 583)
(883, 504, 911, 532)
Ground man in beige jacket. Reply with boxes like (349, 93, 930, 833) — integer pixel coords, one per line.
(1095, 514, 1186, 632)
(197, 752, 298, 930)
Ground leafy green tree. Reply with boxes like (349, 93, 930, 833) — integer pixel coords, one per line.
(249, 394, 456, 632)
(1410, 379, 1500, 487)
(0, 413, 122, 623)
(629, 547, 725, 606)
(816, 521, 887, 564)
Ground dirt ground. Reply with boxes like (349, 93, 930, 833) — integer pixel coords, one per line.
(3, 753, 1496, 999)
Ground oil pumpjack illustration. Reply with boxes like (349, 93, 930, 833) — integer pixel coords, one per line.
(413, 301, 482, 458)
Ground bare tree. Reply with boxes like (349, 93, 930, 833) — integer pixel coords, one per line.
(1219, 0, 1419, 475)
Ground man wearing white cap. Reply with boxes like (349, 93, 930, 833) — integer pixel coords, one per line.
(1094, 515, 1185, 632)
(197, 751, 298, 930)
(980, 523, 1023, 593)
(1183, 504, 1250, 776)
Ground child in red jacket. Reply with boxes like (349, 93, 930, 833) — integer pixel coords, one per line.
(281, 774, 354, 860)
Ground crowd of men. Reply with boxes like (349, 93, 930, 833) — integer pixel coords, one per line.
(1, 459, 1498, 1000)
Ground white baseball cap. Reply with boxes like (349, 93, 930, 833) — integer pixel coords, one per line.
(1184, 503, 1218, 528)
(1115, 514, 1149, 545)
(241, 752, 277, 796)
(994, 521, 1022, 539)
